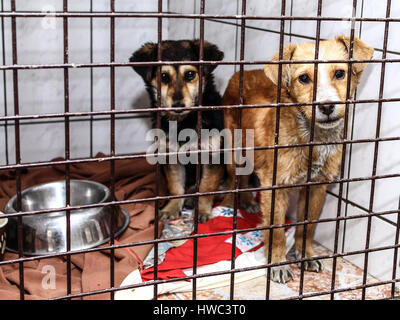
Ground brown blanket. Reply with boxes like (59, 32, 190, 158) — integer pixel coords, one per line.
(0, 153, 166, 300)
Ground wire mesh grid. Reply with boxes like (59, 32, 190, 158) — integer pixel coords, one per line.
(0, 0, 399, 301)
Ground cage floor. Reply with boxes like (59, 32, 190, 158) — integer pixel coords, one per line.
(158, 242, 393, 300)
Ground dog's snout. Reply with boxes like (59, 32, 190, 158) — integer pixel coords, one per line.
(172, 102, 185, 108)
(172, 102, 185, 113)
(318, 104, 335, 116)
(172, 91, 183, 101)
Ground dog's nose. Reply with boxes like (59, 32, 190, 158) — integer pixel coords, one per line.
(172, 102, 185, 113)
(173, 91, 183, 101)
(318, 104, 335, 116)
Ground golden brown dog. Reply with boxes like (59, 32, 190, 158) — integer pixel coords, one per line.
(221, 35, 374, 283)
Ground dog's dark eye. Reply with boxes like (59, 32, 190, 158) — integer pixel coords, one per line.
(298, 74, 311, 84)
(334, 70, 345, 80)
(184, 70, 196, 82)
(161, 72, 170, 84)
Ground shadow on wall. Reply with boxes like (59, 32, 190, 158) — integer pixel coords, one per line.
(130, 90, 151, 111)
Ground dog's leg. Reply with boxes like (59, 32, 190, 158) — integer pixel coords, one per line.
(260, 186, 294, 283)
(160, 164, 185, 221)
(292, 185, 327, 272)
(220, 162, 236, 208)
(183, 184, 196, 209)
(239, 175, 260, 213)
(197, 164, 224, 223)
(220, 168, 259, 213)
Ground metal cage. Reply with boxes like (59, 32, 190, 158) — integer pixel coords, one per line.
(0, 0, 399, 300)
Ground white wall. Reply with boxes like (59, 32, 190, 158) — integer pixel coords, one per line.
(0, 0, 168, 164)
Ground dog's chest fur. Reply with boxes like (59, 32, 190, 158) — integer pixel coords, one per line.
(278, 115, 343, 185)
(149, 73, 224, 182)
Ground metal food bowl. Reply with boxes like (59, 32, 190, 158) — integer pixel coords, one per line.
(0, 212, 7, 260)
(4, 180, 130, 256)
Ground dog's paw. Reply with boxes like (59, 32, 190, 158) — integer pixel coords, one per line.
(183, 186, 196, 209)
(198, 213, 212, 223)
(159, 209, 180, 221)
(198, 208, 212, 223)
(288, 248, 324, 273)
(220, 194, 234, 209)
(303, 259, 324, 273)
(160, 199, 183, 221)
(240, 199, 260, 213)
(183, 196, 195, 209)
(269, 265, 294, 284)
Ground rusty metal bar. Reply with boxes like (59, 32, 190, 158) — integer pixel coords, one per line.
(1, 216, 399, 269)
(108, 0, 116, 300)
(230, 0, 247, 300)
(191, 0, 206, 300)
(62, 0, 72, 299)
(0, 56, 396, 71)
(298, 0, 323, 299)
(49, 263, 399, 301)
(10, 0, 24, 301)
(2, 95, 399, 123)
(266, 0, 286, 300)
(89, 0, 94, 157)
(0, 11, 398, 22)
(47, 257, 400, 301)
(330, 0, 358, 300)
(1, 134, 400, 174)
(362, 0, 392, 300)
(1, 170, 400, 223)
(152, 0, 163, 300)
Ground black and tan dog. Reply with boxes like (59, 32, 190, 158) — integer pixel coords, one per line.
(130, 40, 225, 222)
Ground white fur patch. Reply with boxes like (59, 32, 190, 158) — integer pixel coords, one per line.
(316, 48, 340, 102)
(316, 48, 340, 120)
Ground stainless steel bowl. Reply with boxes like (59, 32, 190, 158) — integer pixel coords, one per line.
(4, 180, 130, 256)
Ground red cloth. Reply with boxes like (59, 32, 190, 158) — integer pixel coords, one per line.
(141, 207, 262, 281)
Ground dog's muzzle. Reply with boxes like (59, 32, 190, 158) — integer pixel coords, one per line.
(316, 101, 341, 128)
(315, 102, 343, 128)
(169, 102, 189, 116)
(318, 103, 335, 116)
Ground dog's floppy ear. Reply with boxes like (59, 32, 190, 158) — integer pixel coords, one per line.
(264, 43, 297, 88)
(129, 42, 157, 82)
(335, 34, 374, 75)
(192, 40, 224, 74)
